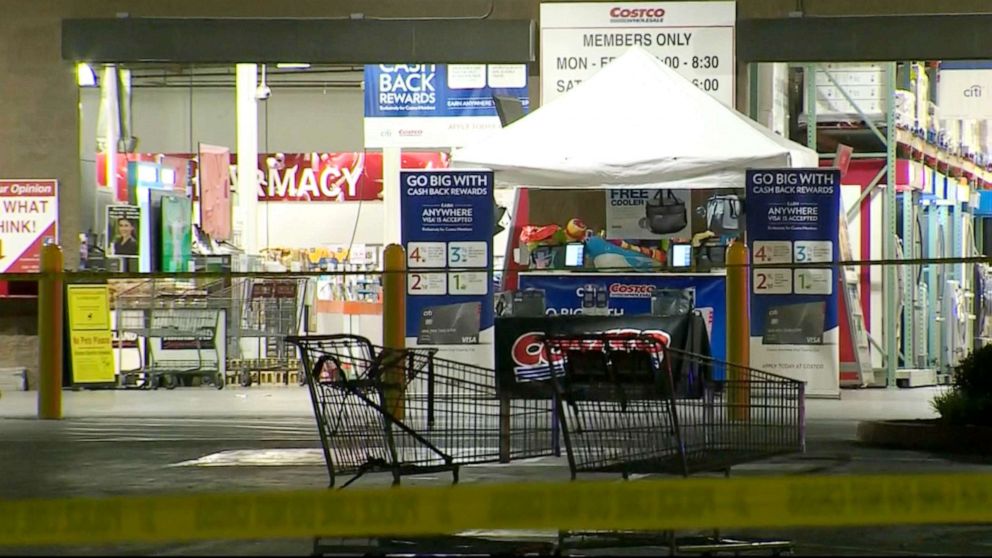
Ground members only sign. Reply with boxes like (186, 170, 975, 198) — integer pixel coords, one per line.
(0, 180, 58, 273)
(540, 2, 736, 106)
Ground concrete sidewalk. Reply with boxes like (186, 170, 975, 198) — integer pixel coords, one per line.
(0, 384, 944, 421)
(4, 384, 983, 556)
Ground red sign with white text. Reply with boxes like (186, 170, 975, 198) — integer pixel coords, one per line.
(0, 180, 59, 273)
(97, 152, 450, 203)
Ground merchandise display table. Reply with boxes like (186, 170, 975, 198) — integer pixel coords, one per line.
(516, 271, 727, 360)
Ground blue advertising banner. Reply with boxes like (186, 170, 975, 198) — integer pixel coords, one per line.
(400, 169, 495, 348)
(364, 64, 529, 148)
(746, 168, 841, 397)
(517, 272, 727, 372)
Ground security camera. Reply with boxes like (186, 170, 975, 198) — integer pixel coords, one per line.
(256, 84, 272, 101)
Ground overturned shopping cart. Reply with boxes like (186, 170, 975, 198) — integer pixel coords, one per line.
(286, 334, 557, 489)
(286, 334, 559, 556)
(541, 330, 805, 555)
(286, 332, 804, 556)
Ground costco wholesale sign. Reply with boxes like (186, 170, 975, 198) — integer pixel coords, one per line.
(540, 1, 736, 106)
(0, 180, 58, 273)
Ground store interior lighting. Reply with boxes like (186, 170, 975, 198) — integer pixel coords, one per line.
(76, 63, 97, 87)
(276, 63, 311, 70)
(160, 167, 176, 186)
(136, 164, 158, 185)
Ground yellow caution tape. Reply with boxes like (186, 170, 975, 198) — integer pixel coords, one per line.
(2, 473, 992, 547)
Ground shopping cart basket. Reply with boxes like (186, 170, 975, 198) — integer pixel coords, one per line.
(543, 331, 687, 478)
(542, 330, 804, 555)
(286, 334, 556, 488)
(286, 334, 559, 556)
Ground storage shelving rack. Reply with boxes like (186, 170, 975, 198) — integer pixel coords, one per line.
(747, 62, 991, 387)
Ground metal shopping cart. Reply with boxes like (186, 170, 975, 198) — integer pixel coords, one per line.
(542, 330, 805, 556)
(285, 334, 559, 556)
(287, 334, 557, 488)
(224, 278, 308, 387)
(114, 279, 225, 390)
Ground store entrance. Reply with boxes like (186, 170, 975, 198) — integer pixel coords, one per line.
(57, 15, 535, 393)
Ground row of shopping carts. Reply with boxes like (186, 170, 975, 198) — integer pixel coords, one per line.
(112, 277, 307, 389)
(286, 330, 805, 556)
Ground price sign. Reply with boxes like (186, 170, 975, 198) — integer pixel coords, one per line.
(407, 242, 447, 269)
(793, 240, 833, 263)
(752, 241, 793, 265)
(407, 273, 447, 296)
(448, 271, 489, 295)
(447, 241, 488, 268)
(794, 269, 833, 295)
(752, 269, 793, 295)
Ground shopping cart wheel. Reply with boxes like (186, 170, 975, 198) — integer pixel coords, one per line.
(239, 370, 253, 388)
(215, 372, 225, 390)
(163, 375, 177, 390)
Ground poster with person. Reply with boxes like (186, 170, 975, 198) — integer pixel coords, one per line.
(106, 205, 141, 258)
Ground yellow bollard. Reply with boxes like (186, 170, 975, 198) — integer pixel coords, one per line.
(38, 243, 64, 420)
(725, 239, 750, 422)
(381, 244, 407, 420)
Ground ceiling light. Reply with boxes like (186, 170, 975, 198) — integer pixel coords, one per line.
(276, 63, 311, 70)
(76, 63, 97, 87)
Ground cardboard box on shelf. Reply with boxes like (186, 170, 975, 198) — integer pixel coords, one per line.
(894, 90, 915, 129)
(979, 120, 992, 154)
(911, 62, 930, 114)
(939, 118, 962, 153)
(964, 119, 981, 156)
(807, 63, 888, 121)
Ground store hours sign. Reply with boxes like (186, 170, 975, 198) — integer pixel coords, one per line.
(540, 2, 736, 106)
(400, 170, 495, 348)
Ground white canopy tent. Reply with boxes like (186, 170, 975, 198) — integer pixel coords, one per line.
(451, 46, 818, 188)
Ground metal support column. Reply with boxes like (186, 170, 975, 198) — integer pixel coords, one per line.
(883, 62, 899, 385)
(938, 203, 949, 372)
(902, 185, 916, 366)
(952, 187, 963, 284)
(926, 201, 940, 369)
(805, 65, 817, 150)
(748, 63, 760, 120)
(978, 218, 985, 256)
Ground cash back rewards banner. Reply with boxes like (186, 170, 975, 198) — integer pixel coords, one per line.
(400, 169, 495, 367)
(746, 168, 841, 397)
(364, 64, 529, 149)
